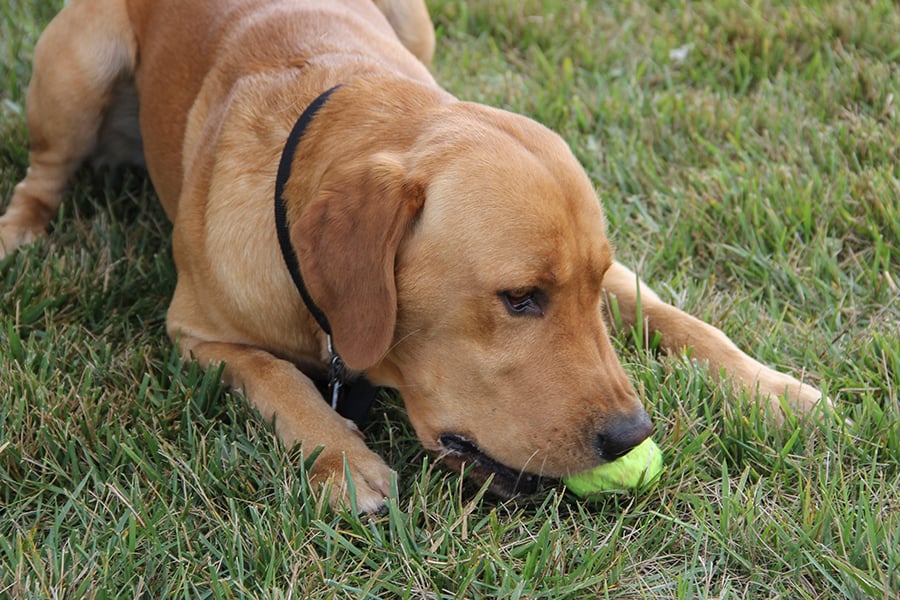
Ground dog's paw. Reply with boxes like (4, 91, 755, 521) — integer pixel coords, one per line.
(0, 219, 42, 258)
(309, 440, 394, 514)
(755, 368, 832, 422)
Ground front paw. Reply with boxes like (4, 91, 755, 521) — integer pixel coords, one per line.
(309, 442, 394, 514)
(756, 369, 831, 420)
(0, 219, 42, 258)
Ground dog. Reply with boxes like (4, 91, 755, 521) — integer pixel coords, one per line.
(0, 0, 827, 513)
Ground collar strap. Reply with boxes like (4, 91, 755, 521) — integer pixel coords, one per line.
(274, 84, 342, 335)
(274, 84, 379, 428)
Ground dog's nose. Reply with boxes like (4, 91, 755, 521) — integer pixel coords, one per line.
(596, 411, 653, 460)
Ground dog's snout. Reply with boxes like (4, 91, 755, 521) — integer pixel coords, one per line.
(596, 411, 653, 460)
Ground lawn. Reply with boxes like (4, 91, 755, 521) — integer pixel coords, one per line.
(1, 0, 898, 598)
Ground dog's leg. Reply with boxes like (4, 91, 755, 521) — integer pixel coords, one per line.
(179, 338, 393, 513)
(602, 262, 827, 418)
(373, 0, 435, 66)
(0, 0, 136, 257)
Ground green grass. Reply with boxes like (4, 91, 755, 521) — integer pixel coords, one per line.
(2, 0, 898, 597)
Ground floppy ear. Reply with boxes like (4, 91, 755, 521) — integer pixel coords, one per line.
(291, 153, 425, 371)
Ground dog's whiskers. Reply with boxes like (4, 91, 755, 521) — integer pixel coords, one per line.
(385, 328, 423, 355)
(517, 450, 543, 489)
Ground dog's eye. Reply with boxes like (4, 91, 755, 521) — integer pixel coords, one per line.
(500, 290, 544, 317)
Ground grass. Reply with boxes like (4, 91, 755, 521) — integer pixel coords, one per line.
(1, 0, 898, 597)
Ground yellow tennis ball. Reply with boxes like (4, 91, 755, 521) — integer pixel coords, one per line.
(564, 437, 663, 496)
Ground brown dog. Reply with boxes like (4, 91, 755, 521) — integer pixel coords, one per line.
(0, 0, 826, 512)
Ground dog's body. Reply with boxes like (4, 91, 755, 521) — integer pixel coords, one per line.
(1, 0, 826, 512)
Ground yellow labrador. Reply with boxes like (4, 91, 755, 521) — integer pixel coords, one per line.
(0, 0, 825, 512)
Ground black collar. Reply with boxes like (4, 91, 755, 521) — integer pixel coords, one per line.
(274, 84, 379, 428)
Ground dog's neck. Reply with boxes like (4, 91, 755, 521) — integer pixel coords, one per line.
(274, 85, 341, 336)
(273, 84, 379, 428)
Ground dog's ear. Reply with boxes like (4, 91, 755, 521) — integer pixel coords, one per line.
(292, 153, 425, 371)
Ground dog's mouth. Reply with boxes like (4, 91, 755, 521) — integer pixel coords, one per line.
(437, 434, 540, 497)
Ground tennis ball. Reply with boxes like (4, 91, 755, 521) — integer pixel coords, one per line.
(564, 437, 663, 496)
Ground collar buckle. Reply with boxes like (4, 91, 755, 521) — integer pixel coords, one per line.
(327, 334, 346, 410)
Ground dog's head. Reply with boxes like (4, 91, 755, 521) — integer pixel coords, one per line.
(291, 98, 651, 495)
